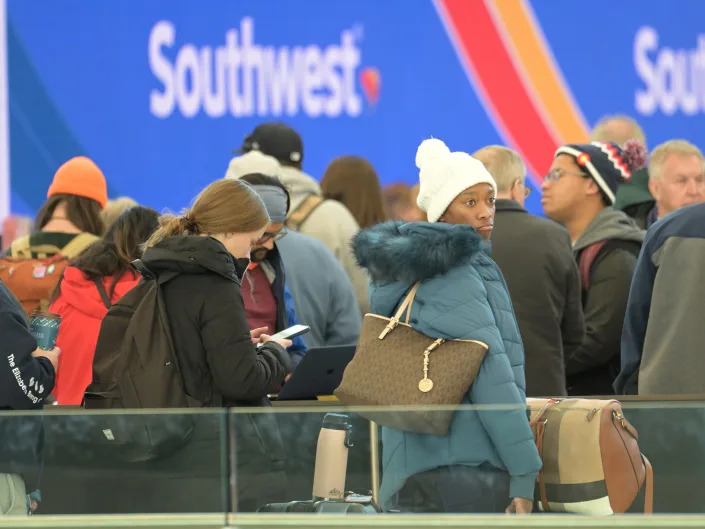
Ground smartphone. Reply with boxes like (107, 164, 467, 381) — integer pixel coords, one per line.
(257, 324, 311, 347)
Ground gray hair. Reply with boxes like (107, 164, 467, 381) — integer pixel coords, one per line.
(649, 139, 705, 181)
(591, 115, 647, 150)
(472, 145, 526, 194)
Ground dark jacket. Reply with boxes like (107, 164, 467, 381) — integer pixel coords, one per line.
(0, 279, 56, 490)
(614, 168, 655, 230)
(616, 203, 705, 395)
(242, 245, 307, 363)
(354, 222, 541, 509)
(490, 200, 584, 397)
(568, 209, 644, 396)
(139, 235, 293, 508)
(139, 236, 293, 407)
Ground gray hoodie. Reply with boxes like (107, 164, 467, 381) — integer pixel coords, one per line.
(565, 208, 645, 396)
(278, 166, 370, 314)
(573, 208, 645, 252)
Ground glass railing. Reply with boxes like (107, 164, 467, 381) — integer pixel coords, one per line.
(0, 398, 704, 528)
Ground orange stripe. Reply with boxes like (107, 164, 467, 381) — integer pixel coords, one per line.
(491, 0, 589, 144)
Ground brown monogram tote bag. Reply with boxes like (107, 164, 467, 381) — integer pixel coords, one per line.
(335, 282, 488, 435)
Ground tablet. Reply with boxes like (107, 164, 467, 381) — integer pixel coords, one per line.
(276, 345, 356, 401)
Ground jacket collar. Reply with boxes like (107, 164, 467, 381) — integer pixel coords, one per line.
(353, 221, 486, 283)
(495, 199, 527, 213)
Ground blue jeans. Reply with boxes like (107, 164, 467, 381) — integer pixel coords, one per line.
(393, 464, 511, 513)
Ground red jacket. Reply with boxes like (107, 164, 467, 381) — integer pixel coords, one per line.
(49, 266, 140, 405)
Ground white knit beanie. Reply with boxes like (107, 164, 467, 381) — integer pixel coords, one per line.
(415, 138, 497, 223)
(225, 150, 282, 180)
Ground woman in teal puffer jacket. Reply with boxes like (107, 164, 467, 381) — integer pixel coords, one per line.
(353, 139, 541, 514)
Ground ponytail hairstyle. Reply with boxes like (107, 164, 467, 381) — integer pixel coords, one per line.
(145, 179, 270, 248)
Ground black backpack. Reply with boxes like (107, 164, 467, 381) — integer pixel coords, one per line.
(83, 260, 202, 462)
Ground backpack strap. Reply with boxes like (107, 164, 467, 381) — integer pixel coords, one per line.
(285, 194, 324, 231)
(93, 278, 112, 309)
(578, 241, 608, 292)
(60, 233, 100, 259)
(578, 239, 642, 293)
(9, 236, 32, 258)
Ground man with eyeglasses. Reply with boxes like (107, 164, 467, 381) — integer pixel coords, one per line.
(473, 145, 584, 397)
(541, 141, 646, 396)
(231, 173, 308, 365)
(226, 151, 362, 351)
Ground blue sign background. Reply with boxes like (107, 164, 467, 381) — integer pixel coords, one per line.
(6, 0, 705, 217)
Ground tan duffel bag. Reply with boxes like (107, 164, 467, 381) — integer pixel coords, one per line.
(528, 398, 653, 515)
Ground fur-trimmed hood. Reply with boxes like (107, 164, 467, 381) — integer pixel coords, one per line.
(353, 221, 487, 283)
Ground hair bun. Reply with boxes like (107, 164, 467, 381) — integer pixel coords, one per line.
(622, 139, 648, 173)
(416, 138, 451, 170)
(180, 215, 199, 234)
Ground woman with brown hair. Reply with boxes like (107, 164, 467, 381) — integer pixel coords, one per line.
(139, 178, 293, 405)
(138, 178, 293, 510)
(321, 155, 387, 229)
(49, 206, 159, 404)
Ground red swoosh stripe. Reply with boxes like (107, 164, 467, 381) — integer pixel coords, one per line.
(435, 0, 559, 183)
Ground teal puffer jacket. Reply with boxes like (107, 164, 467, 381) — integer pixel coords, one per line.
(353, 221, 541, 510)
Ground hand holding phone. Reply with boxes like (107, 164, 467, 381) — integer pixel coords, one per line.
(268, 324, 310, 341)
(256, 324, 310, 349)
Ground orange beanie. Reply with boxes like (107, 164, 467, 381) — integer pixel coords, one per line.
(47, 156, 108, 209)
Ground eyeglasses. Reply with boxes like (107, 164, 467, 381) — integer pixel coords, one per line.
(256, 228, 288, 245)
(543, 168, 588, 183)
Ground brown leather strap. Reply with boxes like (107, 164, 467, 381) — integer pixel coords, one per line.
(393, 282, 420, 323)
(642, 455, 653, 514)
(535, 419, 550, 512)
(379, 283, 421, 339)
(285, 195, 324, 231)
(532, 397, 561, 426)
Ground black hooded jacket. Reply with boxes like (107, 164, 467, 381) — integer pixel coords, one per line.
(0, 280, 56, 491)
(139, 236, 293, 406)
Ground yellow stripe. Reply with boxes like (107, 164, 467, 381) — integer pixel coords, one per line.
(491, 0, 589, 144)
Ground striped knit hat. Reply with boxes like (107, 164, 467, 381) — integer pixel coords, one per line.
(554, 140, 647, 204)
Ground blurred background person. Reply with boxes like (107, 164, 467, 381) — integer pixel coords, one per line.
(100, 197, 138, 230)
(321, 155, 387, 229)
(49, 206, 159, 405)
(382, 183, 426, 222)
(6, 156, 107, 257)
(236, 122, 369, 314)
(1, 156, 108, 314)
(473, 145, 583, 397)
(647, 140, 705, 224)
(592, 115, 654, 229)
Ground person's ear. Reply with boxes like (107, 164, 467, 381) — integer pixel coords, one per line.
(510, 180, 521, 202)
(584, 178, 601, 197)
(648, 178, 660, 201)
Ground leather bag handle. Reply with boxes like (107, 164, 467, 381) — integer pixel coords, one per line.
(379, 282, 422, 340)
(643, 455, 653, 514)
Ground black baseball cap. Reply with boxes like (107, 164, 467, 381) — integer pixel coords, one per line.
(236, 122, 304, 164)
